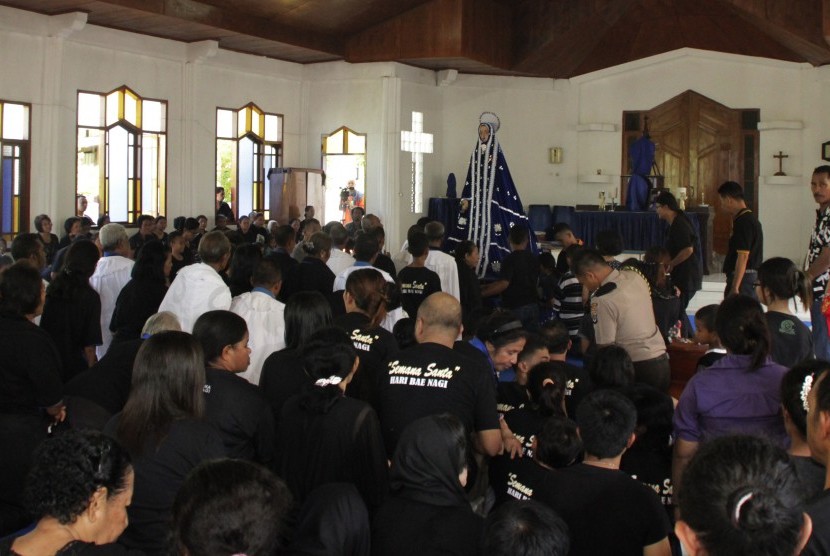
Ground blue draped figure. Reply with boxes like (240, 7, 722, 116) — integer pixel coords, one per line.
(626, 133, 655, 211)
(448, 112, 536, 279)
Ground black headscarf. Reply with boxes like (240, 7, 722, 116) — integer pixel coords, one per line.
(389, 414, 468, 508)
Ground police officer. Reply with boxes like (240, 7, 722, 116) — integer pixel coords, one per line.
(572, 249, 670, 392)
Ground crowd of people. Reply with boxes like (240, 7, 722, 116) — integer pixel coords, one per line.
(1, 169, 830, 556)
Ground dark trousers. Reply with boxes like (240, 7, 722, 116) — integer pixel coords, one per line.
(632, 353, 671, 393)
(725, 270, 758, 300)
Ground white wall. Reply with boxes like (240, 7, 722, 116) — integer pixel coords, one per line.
(1, 3, 824, 263)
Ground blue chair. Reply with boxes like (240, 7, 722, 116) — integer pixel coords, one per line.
(551, 205, 574, 228)
(527, 204, 552, 232)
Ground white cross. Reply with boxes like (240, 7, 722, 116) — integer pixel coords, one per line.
(401, 111, 433, 213)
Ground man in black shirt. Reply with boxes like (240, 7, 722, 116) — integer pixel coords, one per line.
(378, 292, 501, 458)
(718, 181, 762, 299)
(398, 231, 441, 318)
(482, 225, 540, 332)
(545, 390, 671, 556)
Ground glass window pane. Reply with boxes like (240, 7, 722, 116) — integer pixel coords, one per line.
(107, 125, 130, 221)
(2, 104, 28, 140)
(78, 93, 104, 127)
(143, 101, 165, 133)
(216, 139, 236, 195)
(106, 90, 121, 127)
(77, 128, 105, 222)
(252, 107, 262, 138)
(264, 114, 281, 141)
(348, 131, 366, 154)
(124, 92, 139, 127)
(238, 136, 255, 217)
(237, 107, 248, 138)
(325, 129, 344, 154)
(143, 133, 159, 215)
(217, 109, 234, 139)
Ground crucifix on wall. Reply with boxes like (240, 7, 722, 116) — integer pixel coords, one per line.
(401, 111, 433, 213)
(773, 150, 789, 176)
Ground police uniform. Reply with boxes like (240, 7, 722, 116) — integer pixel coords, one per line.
(590, 269, 670, 392)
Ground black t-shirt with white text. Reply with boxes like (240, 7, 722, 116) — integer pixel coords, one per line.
(378, 342, 499, 457)
(398, 265, 442, 318)
(334, 312, 399, 408)
(489, 456, 559, 509)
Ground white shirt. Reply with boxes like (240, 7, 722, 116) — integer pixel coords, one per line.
(392, 240, 411, 274)
(230, 289, 286, 385)
(327, 248, 355, 277)
(333, 263, 407, 333)
(158, 263, 231, 333)
(89, 255, 134, 359)
(425, 249, 460, 301)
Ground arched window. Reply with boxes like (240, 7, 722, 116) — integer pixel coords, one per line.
(216, 104, 283, 220)
(76, 86, 167, 224)
(0, 100, 30, 239)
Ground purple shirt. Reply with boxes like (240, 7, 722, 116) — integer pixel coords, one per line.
(674, 354, 787, 446)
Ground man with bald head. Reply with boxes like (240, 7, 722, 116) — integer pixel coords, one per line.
(378, 292, 502, 457)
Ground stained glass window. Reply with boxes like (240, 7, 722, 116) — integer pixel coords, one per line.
(0, 101, 30, 239)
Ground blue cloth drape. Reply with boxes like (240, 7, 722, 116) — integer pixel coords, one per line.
(625, 135, 655, 211)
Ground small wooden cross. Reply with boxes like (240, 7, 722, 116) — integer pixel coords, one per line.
(773, 151, 789, 176)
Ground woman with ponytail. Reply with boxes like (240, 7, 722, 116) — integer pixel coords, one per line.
(502, 362, 568, 458)
(673, 295, 788, 496)
(756, 257, 813, 367)
(277, 326, 388, 513)
(334, 268, 399, 405)
(676, 434, 812, 556)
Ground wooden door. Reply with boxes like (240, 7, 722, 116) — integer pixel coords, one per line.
(623, 90, 746, 256)
(689, 93, 740, 255)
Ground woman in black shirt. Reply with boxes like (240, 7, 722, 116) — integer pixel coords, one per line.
(34, 213, 60, 268)
(110, 241, 170, 343)
(2, 430, 137, 555)
(106, 332, 224, 555)
(454, 240, 483, 338)
(334, 268, 399, 406)
(277, 328, 389, 513)
(654, 190, 702, 312)
(372, 413, 483, 556)
(227, 243, 262, 297)
(0, 263, 64, 535)
(40, 240, 102, 381)
(260, 291, 333, 421)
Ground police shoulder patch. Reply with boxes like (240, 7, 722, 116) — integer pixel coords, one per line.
(594, 283, 617, 297)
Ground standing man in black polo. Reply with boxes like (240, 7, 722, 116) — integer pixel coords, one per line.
(718, 181, 763, 299)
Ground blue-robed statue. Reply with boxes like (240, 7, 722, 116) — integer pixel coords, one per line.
(626, 133, 655, 211)
(448, 112, 536, 279)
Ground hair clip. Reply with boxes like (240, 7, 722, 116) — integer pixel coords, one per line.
(801, 373, 814, 413)
(314, 375, 343, 387)
(732, 491, 754, 526)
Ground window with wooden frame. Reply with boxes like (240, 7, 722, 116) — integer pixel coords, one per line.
(76, 86, 167, 225)
(216, 104, 283, 220)
(0, 100, 30, 240)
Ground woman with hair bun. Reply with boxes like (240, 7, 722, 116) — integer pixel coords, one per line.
(673, 295, 788, 497)
(756, 257, 813, 367)
(1, 430, 136, 555)
(501, 362, 567, 458)
(334, 268, 399, 405)
(780, 361, 829, 501)
(676, 434, 812, 556)
(277, 326, 388, 513)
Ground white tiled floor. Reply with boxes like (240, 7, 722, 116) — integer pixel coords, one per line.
(687, 274, 811, 326)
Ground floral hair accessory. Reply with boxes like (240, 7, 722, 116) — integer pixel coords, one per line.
(315, 375, 343, 387)
(801, 373, 814, 413)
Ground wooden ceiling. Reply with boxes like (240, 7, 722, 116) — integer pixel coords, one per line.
(5, 0, 830, 77)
